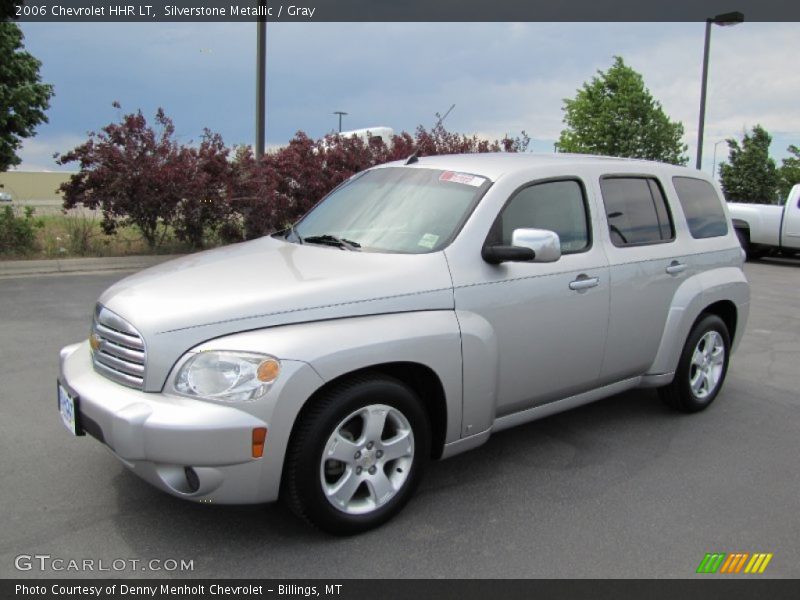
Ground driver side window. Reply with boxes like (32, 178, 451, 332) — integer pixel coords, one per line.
(499, 179, 590, 253)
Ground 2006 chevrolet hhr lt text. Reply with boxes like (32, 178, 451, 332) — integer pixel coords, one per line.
(58, 153, 750, 534)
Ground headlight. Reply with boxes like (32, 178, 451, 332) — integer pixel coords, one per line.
(173, 351, 280, 402)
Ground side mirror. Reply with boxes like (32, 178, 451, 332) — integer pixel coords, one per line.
(512, 228, 561, 262)
(482, 228, 562, 265)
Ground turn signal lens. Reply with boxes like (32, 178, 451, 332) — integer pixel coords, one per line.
(256, 359, 280, 383)
(252, 427, 268, 458)
(89, 333, 101, 352)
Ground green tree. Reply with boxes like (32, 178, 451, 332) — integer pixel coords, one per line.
(777, 145, 800, 200)
(719, 125, 779, 203)
(0, 13, 54, 171)
(556, 56, 687, 165)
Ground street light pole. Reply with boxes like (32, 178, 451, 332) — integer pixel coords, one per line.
(696, 19, 713, 170)
(333, 111, 348, 133)
(335, 112, 346, 132)
(695, 11, 744, 170)
(255, 1, 267, 159)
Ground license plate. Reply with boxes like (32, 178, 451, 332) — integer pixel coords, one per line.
(58, 382, 81, 436)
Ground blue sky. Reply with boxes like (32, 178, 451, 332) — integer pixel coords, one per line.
(15, 21, 800, 178)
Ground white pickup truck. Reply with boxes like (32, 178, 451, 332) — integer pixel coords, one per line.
(729, 184, 800, 258)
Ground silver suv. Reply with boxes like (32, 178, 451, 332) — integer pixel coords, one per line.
(58, 153, 749, 534)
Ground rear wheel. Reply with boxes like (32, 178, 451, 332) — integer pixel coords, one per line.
(282, 374, 430, 535)
(735, 228, 765, 260)
(659, 314, 731, 413)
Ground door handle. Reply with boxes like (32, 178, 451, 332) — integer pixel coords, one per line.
(665, 261, 687, 275)
(569, 275, 600, 291)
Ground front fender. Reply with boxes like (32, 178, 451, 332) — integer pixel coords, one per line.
(193, 311, 464, 445)
(647, 267, 750, 378)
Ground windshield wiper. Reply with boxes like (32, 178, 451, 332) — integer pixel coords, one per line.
(303, 234, 361, 251)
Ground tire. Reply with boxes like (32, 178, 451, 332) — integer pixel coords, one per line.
(659, 314, 731, 413)
(282, 374, 430, 535)
(735, 228, 767, 260)
(735, 228, 755, 260)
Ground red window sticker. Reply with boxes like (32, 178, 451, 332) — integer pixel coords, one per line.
(439, 171, 486, 187)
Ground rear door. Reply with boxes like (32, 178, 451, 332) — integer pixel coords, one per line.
(598, 175, 685, 383)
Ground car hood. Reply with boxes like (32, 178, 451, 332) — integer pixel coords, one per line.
(99, 236, 455, 390)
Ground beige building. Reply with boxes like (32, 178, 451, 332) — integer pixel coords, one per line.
(0, 170, 76, 203)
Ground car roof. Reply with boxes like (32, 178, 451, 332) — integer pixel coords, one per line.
(375, 152, 700, 182)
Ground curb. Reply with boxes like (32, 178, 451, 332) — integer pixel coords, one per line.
(0, 254, 183, 278)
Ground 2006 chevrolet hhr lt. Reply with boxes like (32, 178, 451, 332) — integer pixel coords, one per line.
(58, 153, 749, 534)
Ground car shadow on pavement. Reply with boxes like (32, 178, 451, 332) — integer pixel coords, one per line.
(755, 256, 800, 268)
(105, 387, 689, 572)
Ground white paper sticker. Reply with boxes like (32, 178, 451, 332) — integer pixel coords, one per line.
(439, 171, 486, 187)
(418, 233, 440, 249)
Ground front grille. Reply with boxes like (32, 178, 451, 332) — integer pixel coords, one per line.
(91, 305, 146, 389)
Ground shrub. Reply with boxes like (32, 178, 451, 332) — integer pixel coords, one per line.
(0, 206, 42, 255)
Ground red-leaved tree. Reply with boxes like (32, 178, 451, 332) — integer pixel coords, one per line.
(232, 124, 530, 239)
(59, 104, 531, 247)
(57, 103, 194, 248)
(176, 130, 235, 248)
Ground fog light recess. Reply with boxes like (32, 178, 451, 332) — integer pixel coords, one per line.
(184, 466, 200, 493)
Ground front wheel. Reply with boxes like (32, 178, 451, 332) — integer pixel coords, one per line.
(282, 374, 430, 535)
(659, 314, 731, 413)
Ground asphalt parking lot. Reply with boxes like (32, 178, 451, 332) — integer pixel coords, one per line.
(0, 260, 798, 578)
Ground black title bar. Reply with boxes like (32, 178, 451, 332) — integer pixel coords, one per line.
(5, 579, 800, 600)
(6, 0, 800, 22)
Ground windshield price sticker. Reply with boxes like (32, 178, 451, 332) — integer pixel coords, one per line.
(439, 171, 486, 187)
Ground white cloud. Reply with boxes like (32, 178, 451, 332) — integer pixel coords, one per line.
(16, 134, 85, 172)
(16, 21, 800, 173)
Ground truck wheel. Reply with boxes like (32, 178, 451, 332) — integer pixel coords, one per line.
(735, 228, 754, 260)
(659, 314, 731, 413)
(734, 228, 765, 260)
(282, 374, 430, 535)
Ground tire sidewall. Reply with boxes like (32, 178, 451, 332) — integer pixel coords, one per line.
(676, 315, 731, 411)
(293, 377, 430, 534)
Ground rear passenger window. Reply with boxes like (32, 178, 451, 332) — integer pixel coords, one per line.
(672, 177, 729, 238)
(500, 179, 590, 253)
(600, 177, 674, 246)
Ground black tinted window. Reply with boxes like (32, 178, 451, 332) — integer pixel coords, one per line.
(672, 177, 728, 238)
(500, 180, 590, 253)
(600, 177, 674, 246)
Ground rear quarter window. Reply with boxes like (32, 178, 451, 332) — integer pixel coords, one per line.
(600, 176, 674, 247)
(672, 177, 729, 239)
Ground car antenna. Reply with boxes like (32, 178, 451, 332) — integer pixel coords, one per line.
(405, 103, 455, 166)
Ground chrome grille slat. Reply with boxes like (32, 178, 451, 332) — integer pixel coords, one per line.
(97, 339, 145, 363)
(92, 305, 146, 389)
(94, 322, 144, 351)
(93, 360, 145, 388)
(95, 351, 145, 376)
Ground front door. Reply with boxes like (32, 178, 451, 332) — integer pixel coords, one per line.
(452, 178, 610, 418)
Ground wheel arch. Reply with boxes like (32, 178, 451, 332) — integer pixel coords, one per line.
(731, 218, 751, 232)
(288, 362, 449, 461)
(647, 268, 749, 377)
(700, 300, 738, 346)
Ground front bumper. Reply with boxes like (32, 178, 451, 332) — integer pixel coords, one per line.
(59, 341, 324, 504)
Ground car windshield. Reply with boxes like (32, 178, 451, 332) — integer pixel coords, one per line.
(293, 167, 490, 253)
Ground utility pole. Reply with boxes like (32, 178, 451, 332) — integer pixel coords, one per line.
(333, 111, 348, 133)
(255, 1, 267, 158)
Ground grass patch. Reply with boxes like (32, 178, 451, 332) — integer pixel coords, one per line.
(1, 208, 205, 259)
